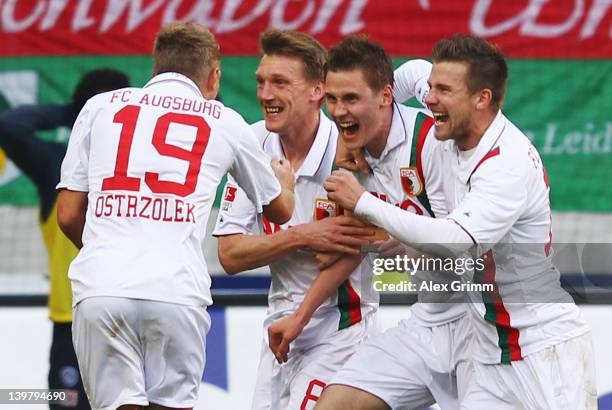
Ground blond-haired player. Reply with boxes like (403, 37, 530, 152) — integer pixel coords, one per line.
(57, 23, 294, 410)
(214, 29, 380, 409)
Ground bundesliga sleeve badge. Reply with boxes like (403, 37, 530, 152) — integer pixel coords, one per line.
(221, 184, 238, 211)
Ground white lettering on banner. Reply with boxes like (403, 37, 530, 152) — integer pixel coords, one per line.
(101, 0, 165, 32)
(530, 122, 612, 155)
(467, 0, 611, 39)
(270, 0, 316, 31)
(340, 0, 367, 34)
(2, 0, 608, 40)
(215, 0, 272, 33)
(310, 0, 342, 33)
(581, 0, 612, 38)
(1, 0, 46, 32)
(162, 0, 216, 27)
(521, 0, 583, 37)
(0, 0, 368, 36)
(419, 0, 431, 10)
(72, 0, 95, 31)
(40, 0, 70, 31)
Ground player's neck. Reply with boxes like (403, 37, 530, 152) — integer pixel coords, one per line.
(365, 107, 393, 158)
(278, 109, 321, 171)
(457, 110, 497, 151)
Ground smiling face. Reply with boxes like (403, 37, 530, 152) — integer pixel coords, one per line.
(255, 54, 320, 135)
(325, 68, 392, 157)
(425, 61, 479, 143)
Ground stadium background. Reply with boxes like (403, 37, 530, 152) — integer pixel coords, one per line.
(0, 0, 610, 408)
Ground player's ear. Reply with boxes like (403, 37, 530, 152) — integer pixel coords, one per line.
(203, 65, 221, 100)
(310, 80, 325, 104)
(380, 84, 393, 107)
(475, 88, 493, 111)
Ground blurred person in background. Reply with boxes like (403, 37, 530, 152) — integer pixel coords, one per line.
(0, 67, 130, 409)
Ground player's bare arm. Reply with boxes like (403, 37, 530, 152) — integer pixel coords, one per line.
(217, 216, 375, 274)
(269, 237, 412, 358)
(325, 169, 473, 260)
(314, 211, 393, 271)
(218, 230, 306, 274)
(291, 215, 375, 253)
(335, 136, 369, 174)
(324, 169, 367, 212)
(315, 251, 342, 270)
(268, 253, 362, 363)
(261, 156, 295, 225)
(57, 189, 87, 249)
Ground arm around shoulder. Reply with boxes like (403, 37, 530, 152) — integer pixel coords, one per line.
(393, 59, 432, 105)
(217, 229, 303, 274)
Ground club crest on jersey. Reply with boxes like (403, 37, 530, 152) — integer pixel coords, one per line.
(400, 167, 423, 197)
(314, 199, 338, 220)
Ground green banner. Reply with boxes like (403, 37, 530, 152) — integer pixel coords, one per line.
(1, 56, 610, 211)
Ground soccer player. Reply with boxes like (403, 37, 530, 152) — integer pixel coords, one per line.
(213, 29, 380, 409)
(0, 68, 129, 410)
(297, 36, 470, 410)
(56, 22, 294, 410)
(264, 48, 438, 365)
(320, 34, 596, 409)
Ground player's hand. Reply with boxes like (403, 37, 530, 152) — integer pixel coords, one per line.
(268, 313, 307, 364)
(324, 170, 367, 212)
(315, 251, 342, 270)
(271, 156, 295, 192)
(292, 216, 375, 255)
(335, 137, 370, 174)
(373, 238, 407, 258)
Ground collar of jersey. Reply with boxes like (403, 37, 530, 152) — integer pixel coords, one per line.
(364, 101, 406, 169)
(263, 110, 333, 178)
(455, 109, 506, 184)
(144, 72, 204, 98)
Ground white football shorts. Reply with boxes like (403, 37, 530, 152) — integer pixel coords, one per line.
(329, 313, 473, 410)
(72, 296, 210, 410)
(461, 331, 597, 410)
(252, 312, 380, 410)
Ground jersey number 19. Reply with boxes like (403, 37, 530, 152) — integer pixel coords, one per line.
(102, 105, 210, 197)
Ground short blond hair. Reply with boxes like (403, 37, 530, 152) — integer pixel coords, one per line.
(260, 29, 327, 82)
(153, 22, 220, 84)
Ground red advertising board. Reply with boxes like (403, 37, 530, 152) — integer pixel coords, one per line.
(0, 0, 609, 57)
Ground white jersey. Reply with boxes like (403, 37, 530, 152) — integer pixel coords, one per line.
(436, 110, 589, 363)
(58, 72, 282, 307)
(214, 113, 378, 349)
(358, 102, 465, 326)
